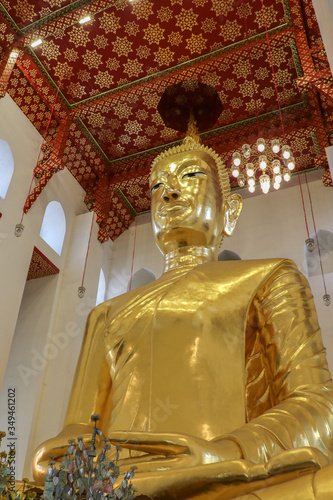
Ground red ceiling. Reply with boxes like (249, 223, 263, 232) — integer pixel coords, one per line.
(26, 246, 59, 281)
(0, 0, 332, 241)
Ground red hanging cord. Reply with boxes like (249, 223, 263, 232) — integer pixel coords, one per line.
(260, 0, 286, 141)
(304, 173, 328, 295)
(20, 73, 64, 224)
(260, 0, 311, 238)
(289, 132, 310, 237)
(81, 212, 95, 287)
(128, 217, 138, 292)
(242, 0, 260, 137)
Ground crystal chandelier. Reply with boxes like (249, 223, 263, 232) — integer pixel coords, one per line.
(231, 138, 296, 194)
(232, 0, 296, 196)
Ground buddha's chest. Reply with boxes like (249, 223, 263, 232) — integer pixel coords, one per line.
(105, 273, 245, 368)
(104, 269, 248, 438)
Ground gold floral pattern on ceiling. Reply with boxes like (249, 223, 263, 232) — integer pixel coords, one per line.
(27, 0, 287, 108)
(27, 247, 59, 281)
(1, 0, 332, 242)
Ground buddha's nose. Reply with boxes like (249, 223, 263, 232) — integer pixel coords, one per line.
(163, 191, 179, 202)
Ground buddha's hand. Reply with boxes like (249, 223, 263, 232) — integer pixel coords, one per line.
(108, 430, 243, 472)
(32, 424, 93, 485)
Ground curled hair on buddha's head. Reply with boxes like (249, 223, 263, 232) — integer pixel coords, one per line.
(150, 135, 231, 202)
(150, 117, 242, 247)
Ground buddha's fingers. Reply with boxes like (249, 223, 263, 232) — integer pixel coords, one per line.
(109, 430, 189, 455)
(264, 447, 330, 475)
(117, 454, 197, 475)
(114, 460, 262, 498)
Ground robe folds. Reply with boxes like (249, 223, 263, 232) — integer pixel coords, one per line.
(65, 258, 333, 464)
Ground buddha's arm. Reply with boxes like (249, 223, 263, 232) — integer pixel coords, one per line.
(219, 261, 333, 463)
(32, 302, 112, 483)
(105, 262, 333, 497)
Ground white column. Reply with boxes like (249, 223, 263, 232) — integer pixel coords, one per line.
(24, 212, 103, 478)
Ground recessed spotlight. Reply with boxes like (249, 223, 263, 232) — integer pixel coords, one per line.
(79, 15, 91, 24)
(31, 39, 42, 48)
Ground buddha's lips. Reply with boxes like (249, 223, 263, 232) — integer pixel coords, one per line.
(159, 202, 190, 216)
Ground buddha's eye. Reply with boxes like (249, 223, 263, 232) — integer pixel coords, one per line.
(182, 171, 206, 179)
(151, 182, 164, 192)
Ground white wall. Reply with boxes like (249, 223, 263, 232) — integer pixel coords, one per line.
(23, 212, 103, 477)
(107, 215, 163, 299)
(0, 94, 105, 480)
(0, 93, 87, 388)
(0, 275, 59, 477)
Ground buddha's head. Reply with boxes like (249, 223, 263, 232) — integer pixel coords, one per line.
(150, 137, 243, 256)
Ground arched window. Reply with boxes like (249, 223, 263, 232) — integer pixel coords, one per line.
(127, 268, 156, 291)
(218, 249, 241, 261)
(96, 268, 106, 305)
(40, 201, 66, 255)
(0, 139, 14, 199)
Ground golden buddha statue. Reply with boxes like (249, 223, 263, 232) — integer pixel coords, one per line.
(33, 127, 333, 499)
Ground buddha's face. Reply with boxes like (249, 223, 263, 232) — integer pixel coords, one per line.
(150, 150, 224, 254)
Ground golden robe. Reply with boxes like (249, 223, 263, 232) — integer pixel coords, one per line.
(65, 258, 333, 470)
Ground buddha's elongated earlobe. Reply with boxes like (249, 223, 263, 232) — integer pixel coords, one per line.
(223, 193, 243, 237)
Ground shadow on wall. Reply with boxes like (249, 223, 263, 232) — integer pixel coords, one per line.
(218, 250, 241, 261)
(304, 229, 333, 277)
(127, 268, 156, 291)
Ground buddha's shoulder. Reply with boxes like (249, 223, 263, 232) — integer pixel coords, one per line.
(216, 256, 297, 268)
(89, 258, 301, 315)
(199, 257, 300, 278)
(86, 297, 114, 320)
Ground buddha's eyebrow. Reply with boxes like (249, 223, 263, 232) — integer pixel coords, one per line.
(177, 158, 202, 170)
(150, 159, 205, 183)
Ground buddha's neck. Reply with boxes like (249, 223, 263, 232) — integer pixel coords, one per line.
(163, 246, 218, 272)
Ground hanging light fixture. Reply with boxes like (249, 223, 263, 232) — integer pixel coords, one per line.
(323, 294, 331, 307)
(232, 138, 293, 194)
(232, 0, 295, 195)
(237, 173, 245, 187)
(305, 237, 315, 252)
(259, 174, 270, 194)
(78, 286, 86, 298)
(14, 223, 24, 237)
